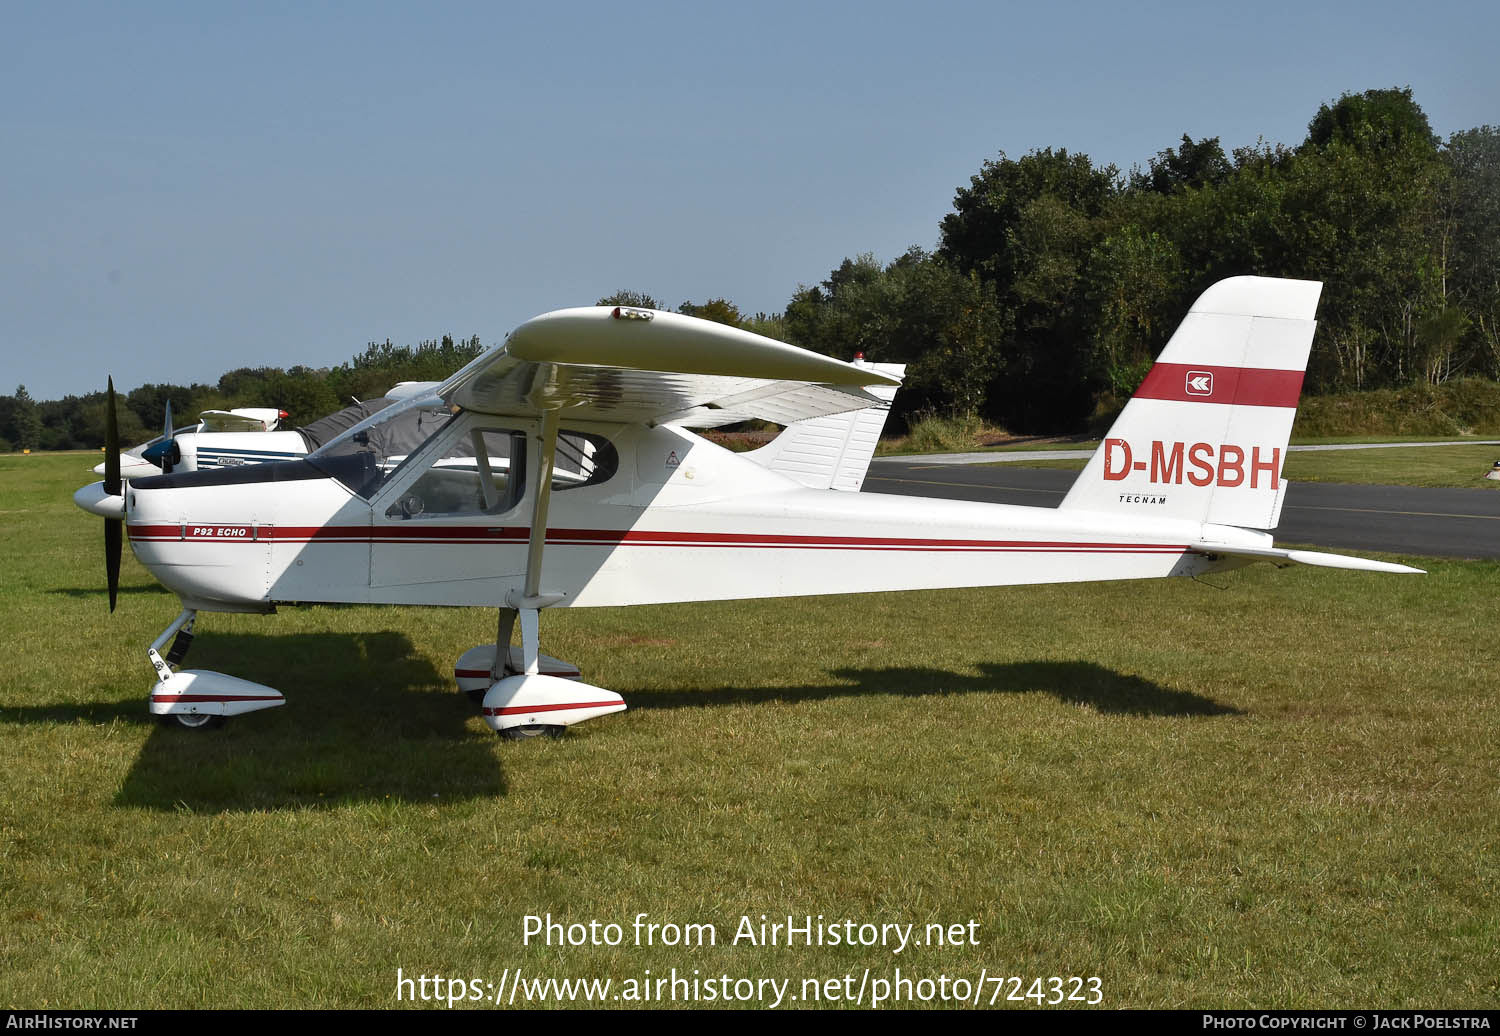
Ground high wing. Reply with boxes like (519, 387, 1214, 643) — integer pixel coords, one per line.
(198, 409, 284, 432)
(439, 306, 901, 426)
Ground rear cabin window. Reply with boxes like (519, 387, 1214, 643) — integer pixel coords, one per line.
(553, 432, 618, 491)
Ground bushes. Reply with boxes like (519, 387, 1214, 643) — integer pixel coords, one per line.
(878, 413, 1011, 455)
(1292, 378, 1500, 438)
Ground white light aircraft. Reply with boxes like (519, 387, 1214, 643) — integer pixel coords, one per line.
(72, 277, 1420, 736)
(97, 387, 442, 480)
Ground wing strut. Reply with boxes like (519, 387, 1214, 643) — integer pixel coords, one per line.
(492, 408, 565, 680)
(522, 407, 560, 603)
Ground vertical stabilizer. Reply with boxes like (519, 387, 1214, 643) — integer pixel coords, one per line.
(1059, 277, 1320, 529)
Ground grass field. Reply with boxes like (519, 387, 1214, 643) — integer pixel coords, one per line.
(2, 453, 1497, 1009)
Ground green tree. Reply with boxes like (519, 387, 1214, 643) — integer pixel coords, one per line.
(677, 298, 744, 326)
(937, 148, 1120, 428)
(784, 249, 1007, 422)
(1306, 86, 1439, 156)
(596, 290, 662, 309)
(125, 383, 201, 435)
(898, 260, 1008, 419)
(1442, 126, 1500, 375)
(939, 147, 1119, 284)
(1121, 91, 1452, 392)
(79, 395, 147, 448)
(1082, 226, 1185, 398)
(1289, 89, 1449, 388)
(740, 312, 788, 341)
(11, 386, 42, 451)
(785, 253, 905, 360)
(1133, 135, 1232, 195)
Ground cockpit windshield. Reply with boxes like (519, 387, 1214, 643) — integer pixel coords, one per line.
(305, 396, 455, 497)
(305, 397, 620, 501)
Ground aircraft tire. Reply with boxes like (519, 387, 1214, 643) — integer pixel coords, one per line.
(498, 724, 564, 740)
(160, 712, 225, 731)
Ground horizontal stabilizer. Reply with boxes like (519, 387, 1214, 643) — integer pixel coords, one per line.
(200, 409, 283, 433)
(1199, 544, 1424, 574)
(745, 362, 905, 490)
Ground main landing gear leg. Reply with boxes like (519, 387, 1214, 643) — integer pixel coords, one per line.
(476, 409, 626, 738)
(478, 595, 625, 739)
(459, 607, 522, 707)
(492, 606, 519, 679)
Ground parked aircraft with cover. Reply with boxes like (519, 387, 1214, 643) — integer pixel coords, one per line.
(96, 386, 442, 480)
(71, 277, 1420, 736)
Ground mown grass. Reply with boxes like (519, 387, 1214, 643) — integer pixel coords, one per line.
(1, 453, 1496, 1009)
(1284, 445, 1500, 488)
(994, 443, 1500, 489)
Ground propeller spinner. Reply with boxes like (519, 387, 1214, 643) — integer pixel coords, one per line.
(140, 399, 181, 475)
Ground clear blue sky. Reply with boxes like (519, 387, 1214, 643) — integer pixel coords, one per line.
(4, 1, 1496, 401)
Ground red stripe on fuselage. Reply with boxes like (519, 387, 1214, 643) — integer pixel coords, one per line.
(128, 523, 1189, 554)
(1134, 363, 1304, 408)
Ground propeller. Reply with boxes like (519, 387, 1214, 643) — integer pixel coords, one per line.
(104, 377, 122, 612)
(140, 399, 181, 475)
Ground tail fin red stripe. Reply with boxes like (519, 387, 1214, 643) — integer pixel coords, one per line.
(1133, 363, 1305, 408)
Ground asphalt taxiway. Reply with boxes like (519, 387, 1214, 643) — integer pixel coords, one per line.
(867, 458, 1500, 560)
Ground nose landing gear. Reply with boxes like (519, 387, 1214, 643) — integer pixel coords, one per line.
(145, 608, 285, 730)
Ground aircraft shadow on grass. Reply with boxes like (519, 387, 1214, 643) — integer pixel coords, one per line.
(2, 631, 508, 813)
(49, 583, 172, 599)
(630, 661, 1243, 718)
(4, 642, 1236, 813)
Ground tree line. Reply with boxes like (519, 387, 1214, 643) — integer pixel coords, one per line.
(0, 336, 484, 452)
(784, 88, 1497, 431)
(620, 88, 1498, 432)
(6, 86, 1495, 448)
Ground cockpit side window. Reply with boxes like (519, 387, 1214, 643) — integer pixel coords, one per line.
(383, 429, 525, 519)
(307, 404, 620, 503)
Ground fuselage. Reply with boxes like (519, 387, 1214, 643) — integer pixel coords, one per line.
(99, 428, 310, 480)
(122, 414, 1260, 614)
